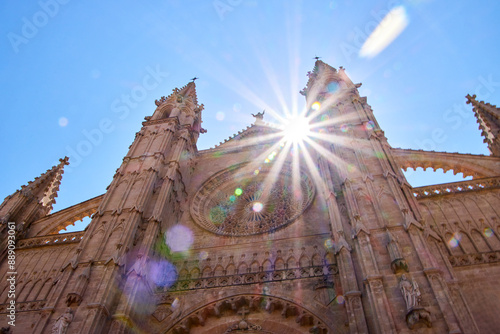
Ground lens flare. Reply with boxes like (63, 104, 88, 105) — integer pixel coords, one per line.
(59, 117, 69, 127)
(283, 116, 311, 143)
(172, 298, 180, 309)
(216, 111, 225, 121)
(254, 169, 260, 175)
(235, 188, 243, 196)
(336, 295, 345, 304)
(267, 151, 277, 161)
(448, 233, 461, 248)
(365, 121, 375, 130)
(199, 251, 209, 260)
(324, 239, 334, 248)
(252, 202, 264, 212)
(150, 260, 177, 288)
(312, 102, 321, 110)
(483, 227, 493, 238)
(165, 225, 194, 252)
(340, 124, 349, 133)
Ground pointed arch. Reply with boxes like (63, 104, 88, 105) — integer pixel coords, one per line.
(213, 264, 225, 277)
(178, 268, 189, 280)
(312, 253, 323, 267)
(262, 259, 272, 272)
(299, 254, 310, 268)
(225, 263, 236, 276)
(249, 260, 260, 273)
(163, 294, 329, 334)
(237, 261, 248, 274)
(483, 226, 500, 250)
(27, 279, 43, 301)
(325, 251, 335, 265)
(286, 256, 297, 269)
(471, 229, 491, 252)
(18, 280, 34, 302)
(274, 257, 285, 270)
(201, 265, 212, 278)
(458, 230, 475, 254)
(190, 268, 200, 279)
(444, 232, 462, 256)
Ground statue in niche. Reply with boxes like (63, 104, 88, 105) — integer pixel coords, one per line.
(51, 308, 73, 334)
(399, 274, 421, 310)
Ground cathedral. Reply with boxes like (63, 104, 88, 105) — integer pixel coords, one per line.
(1, 60, 500, 333)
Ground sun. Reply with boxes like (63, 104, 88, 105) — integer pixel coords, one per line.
(282, 116, 311, 143)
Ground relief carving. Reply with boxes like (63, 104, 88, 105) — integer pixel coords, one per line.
(399, 274, 431, 329)
(51, 308, 73, 334)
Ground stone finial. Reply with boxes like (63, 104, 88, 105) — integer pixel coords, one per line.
(251, 110, 265, 125)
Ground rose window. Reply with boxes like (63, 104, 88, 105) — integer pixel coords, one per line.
(191, 163, 315, 236)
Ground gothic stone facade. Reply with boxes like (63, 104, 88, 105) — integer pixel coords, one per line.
(1, 61, 500, 333)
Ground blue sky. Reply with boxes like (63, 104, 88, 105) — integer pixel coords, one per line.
(1, 1, 499, 226)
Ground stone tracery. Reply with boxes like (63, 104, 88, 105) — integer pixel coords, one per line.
(191, 163, 315, 236)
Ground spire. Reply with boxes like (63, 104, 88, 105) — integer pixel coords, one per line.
(0, 157, 69, 225)
(177, 81, 199, 105)
(20, 157, 69, 212)
(466, 94, 500, 156)
(300, 60, 356, 105)
(301, 60, 336, 96)
(151, 80, 204, 128)
(155, 81, 199, 108)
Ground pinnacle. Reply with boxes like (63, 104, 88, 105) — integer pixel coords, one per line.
(60, 156, 70, 165)
(20, 157, 69, 211)
(178, 80, 198, 105)
(304, 59, 343, 95)
(466, 94, 500, 156)
(155, 80, 200, 108)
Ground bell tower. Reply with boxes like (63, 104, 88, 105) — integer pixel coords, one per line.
(33, 81, 205, 333)
(302, 60, 476, 332)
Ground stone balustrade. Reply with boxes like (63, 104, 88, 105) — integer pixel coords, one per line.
(413, 176, 500, 199)
(17, 231, 84, 249)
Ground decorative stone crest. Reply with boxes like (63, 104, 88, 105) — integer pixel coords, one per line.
(224, 307, 262, 333)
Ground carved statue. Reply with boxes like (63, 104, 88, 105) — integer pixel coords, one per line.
(399, 274, 421, 310)
(51, 308, 73, 334)
(251, 110, 265, 120)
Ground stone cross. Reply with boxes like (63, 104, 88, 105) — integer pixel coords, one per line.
(237, 306, 249, 320)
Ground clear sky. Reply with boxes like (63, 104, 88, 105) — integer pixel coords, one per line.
(1, 1, 499, 231)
